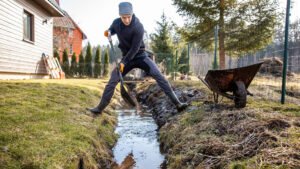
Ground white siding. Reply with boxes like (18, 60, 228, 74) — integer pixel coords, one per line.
(0, 0, 54, 79)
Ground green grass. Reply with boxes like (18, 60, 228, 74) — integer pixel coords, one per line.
(247, 98, 300, 117)
(0, 79, 119, 169)
(179, 108, 205, 126)
(228, 157, 291, 169)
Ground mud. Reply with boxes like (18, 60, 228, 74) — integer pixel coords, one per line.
(137, 84, 204, 127)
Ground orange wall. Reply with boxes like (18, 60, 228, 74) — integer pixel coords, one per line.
(72, 28, 83, 62)
(53, 27, 84, 63)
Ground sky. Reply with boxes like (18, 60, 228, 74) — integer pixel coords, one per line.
(60, 0, 184, 46)
(59, 0, 300, 46)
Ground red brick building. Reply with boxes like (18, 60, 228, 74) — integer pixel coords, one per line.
(53, 0, 86, 62)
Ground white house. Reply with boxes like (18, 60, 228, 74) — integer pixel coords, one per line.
(0, 0, 64, 79)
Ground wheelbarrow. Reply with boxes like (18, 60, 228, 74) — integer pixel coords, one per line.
(200, 62, 264, 108)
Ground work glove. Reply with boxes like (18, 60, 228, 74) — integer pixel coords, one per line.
(104, 30, 110, 37)
(119, 62, 125, 73)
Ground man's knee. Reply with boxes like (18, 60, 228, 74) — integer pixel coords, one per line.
(149, 68, 165, 81)
(144, 60, 161, 78)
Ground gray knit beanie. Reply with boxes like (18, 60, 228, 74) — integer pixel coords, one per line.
(119, 2, 133, 15)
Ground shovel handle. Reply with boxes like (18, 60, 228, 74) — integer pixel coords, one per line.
(108, 38, 124, 84)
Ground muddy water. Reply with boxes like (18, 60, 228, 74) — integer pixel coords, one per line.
(113, 109, 165, 169)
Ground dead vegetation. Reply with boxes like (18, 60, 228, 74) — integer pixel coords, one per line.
(160, 104, 299, 168)
(137, 79, 300, 169)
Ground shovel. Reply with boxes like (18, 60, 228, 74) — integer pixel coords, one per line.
(108, 36, 136, 107)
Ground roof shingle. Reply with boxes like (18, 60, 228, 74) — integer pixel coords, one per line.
(53, 11, 87, 39)
(53, 11, 75, 29)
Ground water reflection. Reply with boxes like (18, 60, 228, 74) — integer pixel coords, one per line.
(113, 110, 165, 169)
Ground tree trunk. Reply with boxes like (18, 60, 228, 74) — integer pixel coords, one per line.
(219, 0, 226, 69)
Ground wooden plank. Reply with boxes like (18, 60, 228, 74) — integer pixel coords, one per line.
(42, 54, 65, 79)
(0, 18, 52, 40)
(0, 0, 53, 76)
(0, 0, 54, 78)
(0, 60, 41, 69)
(0, 56, 37, 64)
(0, 73, 49, 80)
(55, 58, 63, 72)
(0, 36, 51, 54)
(47, 56, 59, 78)
(42, 54, 52, 77)
(0, 49, 43, 62)
(0, 27, 52, 47)
(0, 65, 47, 74)
(55, 57, 65, 79)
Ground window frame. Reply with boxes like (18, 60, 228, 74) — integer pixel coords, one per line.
(23, 10, 35, 43)
(69, 44, 73, 54)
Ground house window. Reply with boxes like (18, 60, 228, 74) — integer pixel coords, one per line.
(68, 29, 73, 37)
(70, 44, 73, 54)
(23, 10, 34, 42)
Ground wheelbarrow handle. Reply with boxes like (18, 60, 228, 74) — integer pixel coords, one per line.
(198, 76, 212, 91)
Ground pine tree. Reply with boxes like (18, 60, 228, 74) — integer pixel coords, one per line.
(62, 49, 69, 77)
(178, 48, 188, 74)
(78, 52, 85, 78)
(103, 47, 110, 77)
(94, 46, 102, 78)
(150, 12, 174, 64)
(173, 0, 279, 68)
(85, 42, 93, 77)
(53, 49, 59, 60)
(70, 52, 77, 77)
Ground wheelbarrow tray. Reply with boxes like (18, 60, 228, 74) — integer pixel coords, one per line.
(201, 62, 263, 100)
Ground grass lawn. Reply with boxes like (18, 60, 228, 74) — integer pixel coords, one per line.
(0, 79, 120, 169)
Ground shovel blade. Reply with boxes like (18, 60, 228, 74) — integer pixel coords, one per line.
(120, 85, 136, 107)
(118, 70, 136, 107)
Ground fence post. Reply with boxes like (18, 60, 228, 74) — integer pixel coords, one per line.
(187, 43, 190, 74)
(174, 50, 178, 81)
(281, 0, 291, 104)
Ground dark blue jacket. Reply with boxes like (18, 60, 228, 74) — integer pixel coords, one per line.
(109, 14, 145, 64)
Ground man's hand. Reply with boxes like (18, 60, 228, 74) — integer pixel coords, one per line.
(104, 30, 110, 37)
(119, 62, 125, 73)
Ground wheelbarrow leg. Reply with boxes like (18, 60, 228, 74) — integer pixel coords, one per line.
(213, 92, 219, 103)
(233, 81, 247, 108)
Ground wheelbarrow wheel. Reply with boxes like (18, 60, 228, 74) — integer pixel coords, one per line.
(233, 81, 247, 108)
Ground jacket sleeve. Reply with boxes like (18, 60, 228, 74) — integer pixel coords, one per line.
(108, 20, 117, 35)
(122, 25, 144, 64)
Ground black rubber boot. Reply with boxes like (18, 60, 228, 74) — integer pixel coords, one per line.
(87, 103, 104, 117)
(176, 102, 188, 112)
(169, 91, 188, 112)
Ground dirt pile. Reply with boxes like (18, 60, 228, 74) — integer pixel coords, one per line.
(137, 83, 204, 127)
(260, 57, 296, 77)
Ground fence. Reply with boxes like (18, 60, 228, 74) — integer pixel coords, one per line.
(189, 44, 300, 77)
(187, 42, 300, 104)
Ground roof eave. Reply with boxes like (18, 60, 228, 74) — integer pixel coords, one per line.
(82, 33, 87, 40)
(32, 0, 64, 17)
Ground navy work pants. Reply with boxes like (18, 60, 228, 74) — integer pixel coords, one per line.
(97, 52, 175, 111)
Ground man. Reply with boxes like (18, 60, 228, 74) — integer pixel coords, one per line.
(88, 2, 188, 115)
